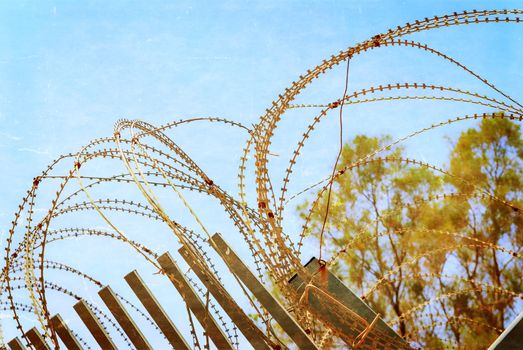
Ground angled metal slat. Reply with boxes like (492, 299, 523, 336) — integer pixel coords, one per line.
(288, 257, 411, 349)
(73, 300, 117, 350)
(124, 270, 191, 350)
(7, 337, 27, 350)
(488, 310, 523, 350)
(24, 328, 50, 350)
(179, 245, 272, 350)
(50, 314, 83, 350)
(157, 252, 234, 350)
(98, 285, 152, 350)
(209, 233, 319, 350)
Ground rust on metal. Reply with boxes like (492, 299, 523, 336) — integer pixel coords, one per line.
(7, 337, 27, 350)
(24, 328, 50, 350)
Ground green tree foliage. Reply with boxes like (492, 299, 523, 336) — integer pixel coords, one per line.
(297, 117, 523, 349)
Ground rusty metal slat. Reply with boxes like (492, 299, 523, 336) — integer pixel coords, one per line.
(24, 328, 50, 350)
(157, 252, 234, 350)
(179, 245, 272, 350)
(49, 314, 83, 350)
(288, 257, 410, 349)
(73, 300, 117, 350)
(209, 233, 319, 350)
(124, 270, 191, 350)
(98, 285, 152, 350)
(7, 337, 27, 350)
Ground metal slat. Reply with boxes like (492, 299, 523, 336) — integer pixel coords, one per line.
(209, 233, 319, 350)
(50, 314, 83, 350)
(98, 286, 152, 350)
(7, 337, 27, 350)
(179, 245, 272, 350)
(488, 310, 523, 349)
(73, 300, 117, 350)
(124, 270, 191, 350)
(24, 328, 50, 350)
(288, 257, 410, 350)
(157, 252, 234, 350)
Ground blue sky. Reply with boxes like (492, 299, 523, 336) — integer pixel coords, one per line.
(1, 0, 522, 204)
(1, 1, 523, 348)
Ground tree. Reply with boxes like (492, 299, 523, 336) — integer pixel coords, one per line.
(297, 117, 523, 349)
(443, 117, 523, 347)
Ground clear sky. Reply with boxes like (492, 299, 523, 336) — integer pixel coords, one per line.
(2, 0, 522, 214)
(1, 1, 523, 348)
